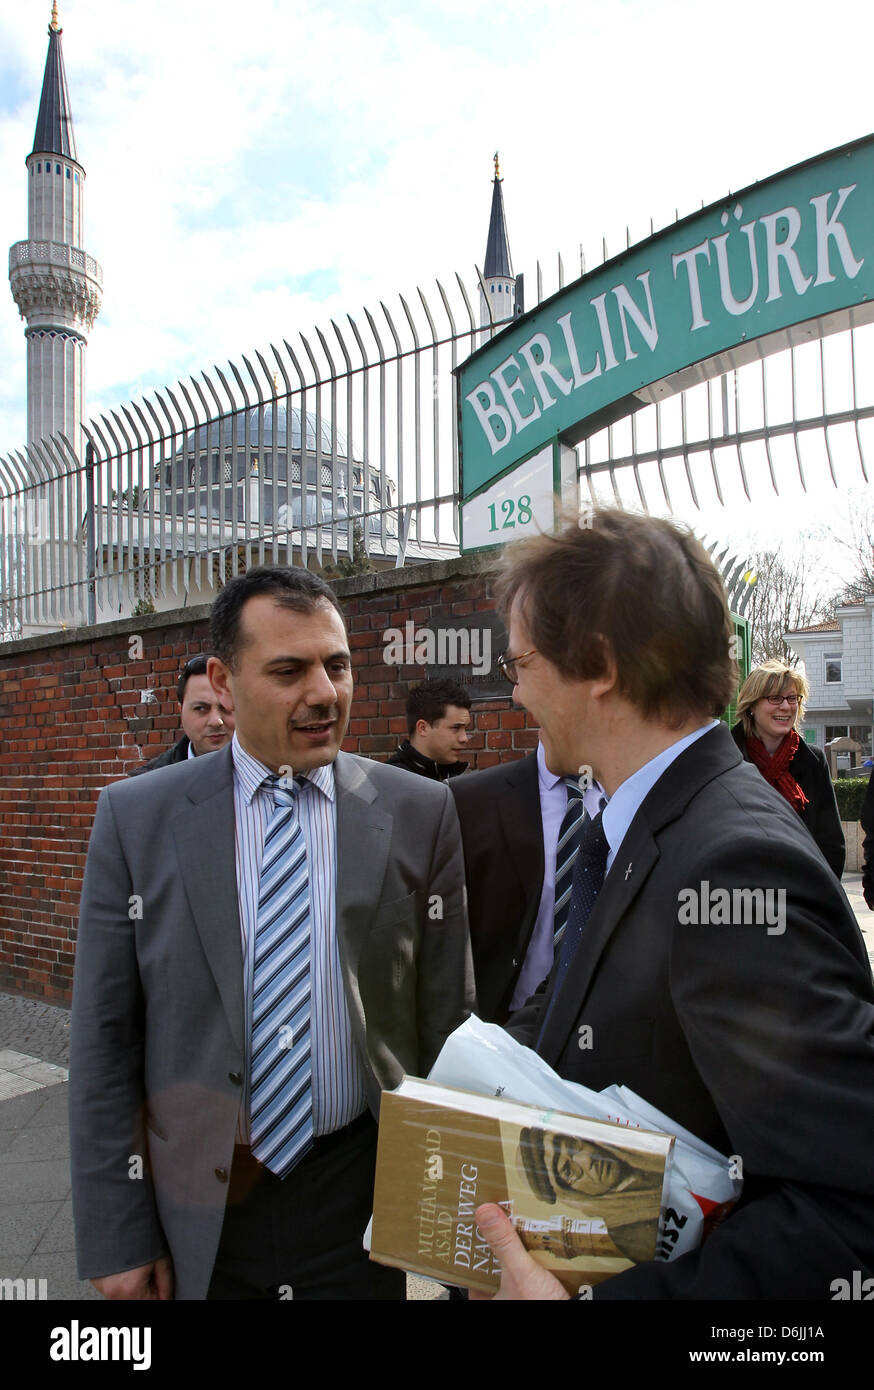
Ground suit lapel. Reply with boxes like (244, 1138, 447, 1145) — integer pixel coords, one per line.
(333, 753, 393, 1009)
(538, 823, 660, 1063)
(538, 724, 743, 1064)
(172, 745, 245, 1056)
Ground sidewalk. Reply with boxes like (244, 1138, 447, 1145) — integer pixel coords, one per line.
(2, 876, 872, 1302)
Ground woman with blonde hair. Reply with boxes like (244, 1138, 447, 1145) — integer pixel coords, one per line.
(732, 659, 844, 877)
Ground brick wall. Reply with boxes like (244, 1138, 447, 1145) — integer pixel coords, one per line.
(0, 556, 536, 1003)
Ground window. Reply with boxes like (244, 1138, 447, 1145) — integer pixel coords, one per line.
(66, 168, 70, 179)
(826, 726, 849, 742)
(498, 284, 502, 292)
(56, 163, 61, 174)
(37, 162, 41, 172)
(824, 655, 842, 683)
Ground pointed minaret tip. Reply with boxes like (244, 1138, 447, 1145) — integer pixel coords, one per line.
(50, 1, 60, 32)
(494, 150, 501, 181)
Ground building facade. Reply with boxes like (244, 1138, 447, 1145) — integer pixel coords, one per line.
(787, 605, 874, 758)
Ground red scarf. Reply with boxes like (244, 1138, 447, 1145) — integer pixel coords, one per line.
(746, 729, 809, 815)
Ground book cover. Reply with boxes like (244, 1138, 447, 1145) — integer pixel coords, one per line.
(370, 1077, 674, 1295)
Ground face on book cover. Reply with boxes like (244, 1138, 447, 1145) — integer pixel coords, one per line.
(548, 1136, 640, 1197)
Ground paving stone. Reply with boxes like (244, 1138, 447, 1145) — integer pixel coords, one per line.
(0, 1087, 51, 1130)
(0, 993, 71, 1067)
(0, 1200, 63, 1257)
(24, 1083, 70, 1127)
(34, 1199, 76, 1254)
(0, 1158, 71, 1203)
(0, 1073, 42, 1101)
(14, 1061, 68, 1086)
(0, 1121, 69, 1164)
(16, 1252, 102, 1302)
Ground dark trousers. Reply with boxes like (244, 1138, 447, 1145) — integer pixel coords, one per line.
(207, 1111, 405, 1300)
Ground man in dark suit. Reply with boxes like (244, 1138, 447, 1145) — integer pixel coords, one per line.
(130, 654, 234, 775)
(450, 744, 605, 1022)
(70, 566, 474, 1300)
(470, 508, 874, 1300)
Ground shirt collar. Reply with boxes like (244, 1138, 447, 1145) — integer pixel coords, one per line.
(602, 720, 717, 867)
(231, 731, 336, 805)
(536, 737, 606, 806)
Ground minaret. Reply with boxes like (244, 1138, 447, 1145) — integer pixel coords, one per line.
(479, 152, 516, 330)
(8, 4, 102, 457)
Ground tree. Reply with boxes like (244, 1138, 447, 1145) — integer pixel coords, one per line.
(825, 494, 874, 605)
(320, 518, 374, 580)
(110, 484, 142, 508)
(741, 544, 834, 666)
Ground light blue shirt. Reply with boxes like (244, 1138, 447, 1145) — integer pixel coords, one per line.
(231, 733, 367, 1141)
(602, 721, 718, 875)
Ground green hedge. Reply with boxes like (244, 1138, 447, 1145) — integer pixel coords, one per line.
(834, 778, 870, 822)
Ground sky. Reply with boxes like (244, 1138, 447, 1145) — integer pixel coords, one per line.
(2, 0, 874, 572)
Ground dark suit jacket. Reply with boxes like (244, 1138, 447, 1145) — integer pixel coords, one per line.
(70, 745, 474, 1299)
(507, 723, 874, 1298)
(129, 734, 190, 776)
(450, 752, 544, 1023)
(731, 723, 845, 877)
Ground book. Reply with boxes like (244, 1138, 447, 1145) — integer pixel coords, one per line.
(369, 1076, 674, 1295)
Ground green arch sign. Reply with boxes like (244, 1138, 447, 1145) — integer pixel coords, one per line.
(456, 133, 874, 551)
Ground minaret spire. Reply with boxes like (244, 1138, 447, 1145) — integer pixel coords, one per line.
(9, 11, 102, 455)
(480, 152, 516, 331)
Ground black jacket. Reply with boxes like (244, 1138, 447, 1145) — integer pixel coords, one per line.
(731, 723, 845, 878)
(508, 722, 874, 1299)
(386, 739, 468, 782)
(449, 751, 543, 1023)
(129, 734, 191, 777)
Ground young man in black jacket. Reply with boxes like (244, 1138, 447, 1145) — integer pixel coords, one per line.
(387, 678, 471, 782)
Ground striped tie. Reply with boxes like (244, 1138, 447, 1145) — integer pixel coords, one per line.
(249, 775, 313, 1178)
(553, 778, 585, 946)
(539, 811, 610, 1045)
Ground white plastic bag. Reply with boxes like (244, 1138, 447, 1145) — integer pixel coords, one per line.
(429, 1016, 741, 1261)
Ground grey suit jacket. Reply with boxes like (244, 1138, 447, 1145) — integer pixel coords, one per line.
(69, 745, 474, 1299)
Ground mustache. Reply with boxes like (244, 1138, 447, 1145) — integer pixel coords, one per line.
(288, 707, 340, 728)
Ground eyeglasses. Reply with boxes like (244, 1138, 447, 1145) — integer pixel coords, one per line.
(497, 648, 538, 684)
(765, 693, 799, 707)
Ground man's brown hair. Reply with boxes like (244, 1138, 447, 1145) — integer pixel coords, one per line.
(493, 508, 737, 726)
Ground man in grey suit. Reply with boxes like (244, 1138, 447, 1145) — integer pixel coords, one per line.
(70, 566, 474, 1300)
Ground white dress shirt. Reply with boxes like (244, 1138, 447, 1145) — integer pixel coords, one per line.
(231, 734, 367, 1141)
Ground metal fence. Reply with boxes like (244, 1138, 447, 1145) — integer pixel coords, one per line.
(3, 250, 874, 638)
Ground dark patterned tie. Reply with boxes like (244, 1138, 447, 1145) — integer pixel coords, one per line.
(553, 779, 586, 946)
(538, 811, 610, 1044)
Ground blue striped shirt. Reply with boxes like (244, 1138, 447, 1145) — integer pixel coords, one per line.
(231, 733, 367, 1140)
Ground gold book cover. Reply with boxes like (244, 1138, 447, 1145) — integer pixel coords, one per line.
(370, 1077, 674, 1295)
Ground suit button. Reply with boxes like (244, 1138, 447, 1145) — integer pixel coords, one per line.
(215, 1167, 228, 1182)
(512, 958, 518, 967)
(228, 1071, 242, 1085)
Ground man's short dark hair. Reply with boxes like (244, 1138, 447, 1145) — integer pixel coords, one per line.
(405, 678, 472, 737)
(177, 654, 213, 703)
(493, 508, 736, 726)
(210, 566, 343, 671)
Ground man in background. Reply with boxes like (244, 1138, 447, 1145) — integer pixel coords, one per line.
(450, 738, 606, 1022)
(388, 677, 471, 781)
(131, 654, 234, 775)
